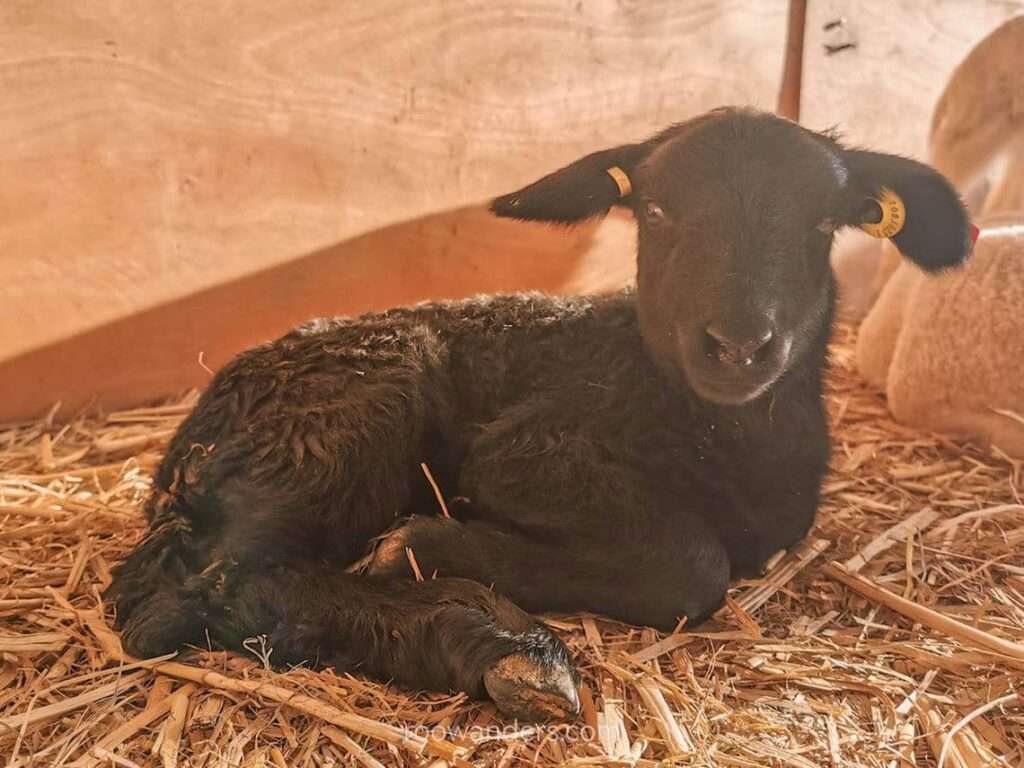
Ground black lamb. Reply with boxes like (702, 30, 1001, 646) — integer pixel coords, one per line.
(107, 107, 972, 721)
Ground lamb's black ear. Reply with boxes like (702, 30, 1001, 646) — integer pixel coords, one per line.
(841, 149, 974, 272)
(491, 143, 650, 225)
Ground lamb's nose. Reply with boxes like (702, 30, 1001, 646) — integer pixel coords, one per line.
(705, 324, 774, 366)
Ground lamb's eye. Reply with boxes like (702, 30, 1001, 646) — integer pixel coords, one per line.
(645, 201, 666, 224)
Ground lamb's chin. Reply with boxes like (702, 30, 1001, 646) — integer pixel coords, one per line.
(688, 374, 776, 407)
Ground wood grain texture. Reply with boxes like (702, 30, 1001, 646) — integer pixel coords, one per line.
(802, 0, 1024, 158)
(0, 0, 786, 361)
(0, 207, 637, 421)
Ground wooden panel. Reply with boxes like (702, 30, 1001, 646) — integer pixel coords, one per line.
(0, 0, 786, 362)
(802, 0, 1024, 158)
(0, 207, 637, 422)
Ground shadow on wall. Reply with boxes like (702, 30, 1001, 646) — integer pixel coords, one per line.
(1, 205, 636, 422)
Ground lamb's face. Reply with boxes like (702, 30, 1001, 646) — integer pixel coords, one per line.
(632, 116, 844, 405)
(492, 108, 973, 407)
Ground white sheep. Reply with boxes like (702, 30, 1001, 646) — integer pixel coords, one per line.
(857, 16, 1024, 457)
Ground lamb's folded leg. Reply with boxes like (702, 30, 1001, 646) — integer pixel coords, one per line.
(117, 556, 579, 722)
(368, 512, 730, 632)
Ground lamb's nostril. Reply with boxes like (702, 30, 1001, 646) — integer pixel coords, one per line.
(704, 325, 774, 366)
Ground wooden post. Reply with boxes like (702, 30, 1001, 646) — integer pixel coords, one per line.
(778, 0, 807, 120)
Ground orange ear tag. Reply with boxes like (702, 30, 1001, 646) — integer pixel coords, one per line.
(605, 166, 632, 199)
(860, 187, 905, 239)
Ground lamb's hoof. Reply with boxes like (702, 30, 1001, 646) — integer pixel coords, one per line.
(118, 592, 205, 659)
(483, 652, 580, 722)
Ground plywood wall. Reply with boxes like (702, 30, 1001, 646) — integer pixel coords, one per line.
(3, 1, 1023, 419)
(802, 0, 1024, 158)
(1, 0, 786, 363)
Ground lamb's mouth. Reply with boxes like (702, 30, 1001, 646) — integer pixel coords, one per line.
(684, 336, 793, 406)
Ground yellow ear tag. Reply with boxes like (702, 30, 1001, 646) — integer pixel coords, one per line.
(860, 187, 906, 239)
(605, 166, 632, 198)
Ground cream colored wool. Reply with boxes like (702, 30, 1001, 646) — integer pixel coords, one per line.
(857, 17, 1024, 457)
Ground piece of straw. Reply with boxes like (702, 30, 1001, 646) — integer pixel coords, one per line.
(823, 562, 1024, 661)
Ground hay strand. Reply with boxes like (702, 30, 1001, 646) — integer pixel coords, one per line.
(823, 562, 1024, 661)
(152, 661, 470, 766)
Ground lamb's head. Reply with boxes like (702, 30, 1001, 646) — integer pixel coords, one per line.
(492, 108, 973, 405)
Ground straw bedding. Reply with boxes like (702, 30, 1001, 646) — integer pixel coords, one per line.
(1, 323, 1022, 767)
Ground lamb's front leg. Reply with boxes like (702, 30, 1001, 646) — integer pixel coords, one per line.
(711, 465, 824, 579)
(701, 398, 830, 579)
(714, 504, 818, 579)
